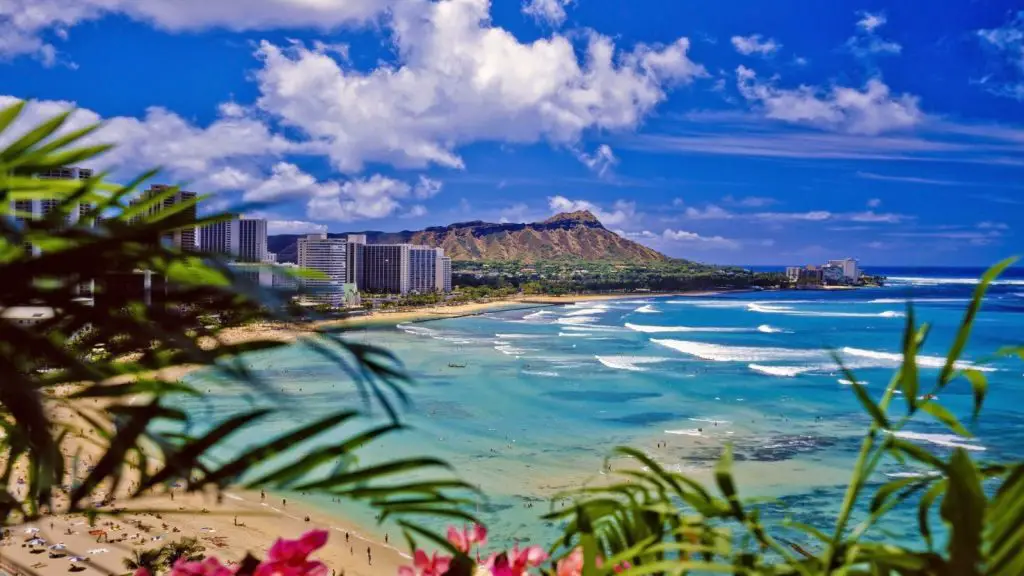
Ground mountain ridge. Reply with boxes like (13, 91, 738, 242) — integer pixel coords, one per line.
(267, 210, 667, 263)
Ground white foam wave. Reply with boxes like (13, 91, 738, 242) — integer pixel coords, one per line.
(558, 332, 592, 337)
(841, 347, 996, 372)
(885, 471, 942, 478)
(838, 378, 868, 386)
(556, 316, 599, 325)
(634, 305, 659, 314)
(496, 333, 543, 339)
(625, 322, 749, 333)
(757, 324, 785, 333)
(748, 302, 904, 318)
(748, 364, 816, 377)
(522, 370, 560, 377)
(523, 310, 554, 320)
(689, 417, 731, 425)
(562, 324, 623, 332)
(617, 300, 653, 304)
(651, 339, 822, 362)
(494, 344, 533, 356)
(664, 429, 702, 436)
(397, 324, 438, 337)
(868, 298, 968, 304)
(887, 276, 1024, 287)
(890, 430, 986, 451)
(565, 307, 607, 317)
(595, 355, 671, 372)
(665, 300, 749, 308)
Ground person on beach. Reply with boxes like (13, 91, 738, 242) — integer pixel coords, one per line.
(367, 547, 372, 565)
(261, 490, 265, 501)
(282, 499, 287, 508)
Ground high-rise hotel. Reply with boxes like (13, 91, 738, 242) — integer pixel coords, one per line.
(201, 215, 269, 262)
(12, 166, 95, 254)
(297, 233, 348, 306)
(129, 185, 198, 251)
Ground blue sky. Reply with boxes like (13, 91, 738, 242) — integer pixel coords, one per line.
(1, 0, 1022, 266)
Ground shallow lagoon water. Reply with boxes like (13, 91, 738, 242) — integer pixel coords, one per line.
(183, 268, 1024, 549)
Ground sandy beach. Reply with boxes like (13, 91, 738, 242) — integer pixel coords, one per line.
(1, 290, 724, 576)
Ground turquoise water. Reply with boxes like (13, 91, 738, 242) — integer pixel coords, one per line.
(182, 270, 1024, 551)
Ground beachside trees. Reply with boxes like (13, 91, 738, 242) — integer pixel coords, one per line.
(0, 102, 477, 551)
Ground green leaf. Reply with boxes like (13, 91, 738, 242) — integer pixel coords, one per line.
(986, 465, 1024, 576)
(918, 479, 946, 550)
(940, 449, 985, 576)
(939, 256, 1019, 386)
(0, 101, 25, 135)
(919, 401, 972, 437)
(899, 306, 920, 411)
(0, 111, 70, 162)
(960, 369, 990, 425)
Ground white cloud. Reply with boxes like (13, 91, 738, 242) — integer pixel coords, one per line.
(856, 12, 887, 33)
(847, 11, 901, 57)
(413, 176, 443, 199)
(0, 0, 390, 62)
(846, 210, 906, 223)
(252, 0, 706, 172)
(735, 66, 924, 135)
(574, 144, 618, 177)
(244, 162, 335, 202)
(521, 0, 572, 27)
(547, 196, 637, 226)
(684, 204, 734, 220)
(307, 174, 414, 222)
(730, 34, 781, 56)
(978, 221, 1009, 230)
(0, 95, 297, 189)
(498, 202, 531, 223)
(754, 210, 833, 222)
(661, 229, 740, 249)
(266, 220, 328, 235)
(671, 198, 685, 207)
(401, 204, 429, 218)
(867, 198, 882, 208)
(722, 195, 775, 207)
(977, 13, 1024, 100)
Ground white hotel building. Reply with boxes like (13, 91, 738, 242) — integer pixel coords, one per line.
(298, 233, 348, 306)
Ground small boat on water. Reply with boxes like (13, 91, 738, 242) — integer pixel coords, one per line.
(448, 363, 467, 368)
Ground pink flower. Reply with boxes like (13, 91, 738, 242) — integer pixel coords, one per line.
(447, 524, 488, 553)
(613, 562, 631, 573)
(170, 557, 235, 576)
(398, 550, 452, 576)
(486, 546, 547, 576)
(555, 548, 584, 576)
(255, 530, 329, 576)
(134, 569, 152, 576)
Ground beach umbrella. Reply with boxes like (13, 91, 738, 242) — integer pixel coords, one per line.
(49, 544, 67, 551)
(24, 527, 39, 534)
(28, 538, 47, 546)
(68, 556, 86, 563)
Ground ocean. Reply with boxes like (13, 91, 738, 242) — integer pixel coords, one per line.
(182, 265, 1024, 552)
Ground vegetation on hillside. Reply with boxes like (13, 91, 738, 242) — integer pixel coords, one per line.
(2, 102, 1023, 576)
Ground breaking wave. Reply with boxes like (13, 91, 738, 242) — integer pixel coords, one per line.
(595, 355, 672, 372)
(634, 305, 660, 314)
(625, 322, 750, 333)
(841, 347, 997, 372)
(889, 430, 986, 451)
(748, 364, 817, 377)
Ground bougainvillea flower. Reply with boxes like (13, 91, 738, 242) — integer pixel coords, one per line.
(255, 530, 329, 576)
(447, 524, 488, 553)
(398, 550, 453, 576)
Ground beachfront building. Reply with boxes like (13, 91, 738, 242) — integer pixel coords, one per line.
(438, 254, 452, 293)
(785, 266, 801, 283)
(361, 243, 410, 295)
(346, 234, 366, 287)
(827, 258, 860, 282)
(239, 218, 268, 263)
(822, 265, 845, 285)
(129, 185, 198, 251)
(297, 233, 348, 306)
(13, 166, 96, 253)
(202, 216, 240, 256)
(409, 245, 441, 293)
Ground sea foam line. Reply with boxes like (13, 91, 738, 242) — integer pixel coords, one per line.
(889, 430, 986, 451)
(595, 355, 671, 372)
(625, 322, 751, 333)
(747, 302, 904, 318)
(841, 347, 997, 372)
(634, 305, 660, 314)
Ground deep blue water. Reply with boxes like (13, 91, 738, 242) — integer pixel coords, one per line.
(183, 265, 1024, 553)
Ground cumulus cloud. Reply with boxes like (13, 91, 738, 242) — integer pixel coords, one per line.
(266, 219, 329, 235)
(548, 196, 638, 226)
(684, 205, 734, 220)
(413, 176, 443, 199)
(307, 174, 417, 222)
(521, 0, 572, 26)
(401, 204, 429, 218)
(0, 95, 297, 187)
(574, 144, 618, 177)
(856, 12, 887, 33)
(735, 65, 924, 134)
(730, 34, 781, 56)
(253, 0, 706, 172)
(867, 198, 882, 208)
(681, 203, 907, 224)
(662, 229, 740, 249)
(0, 0, 390, 62)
